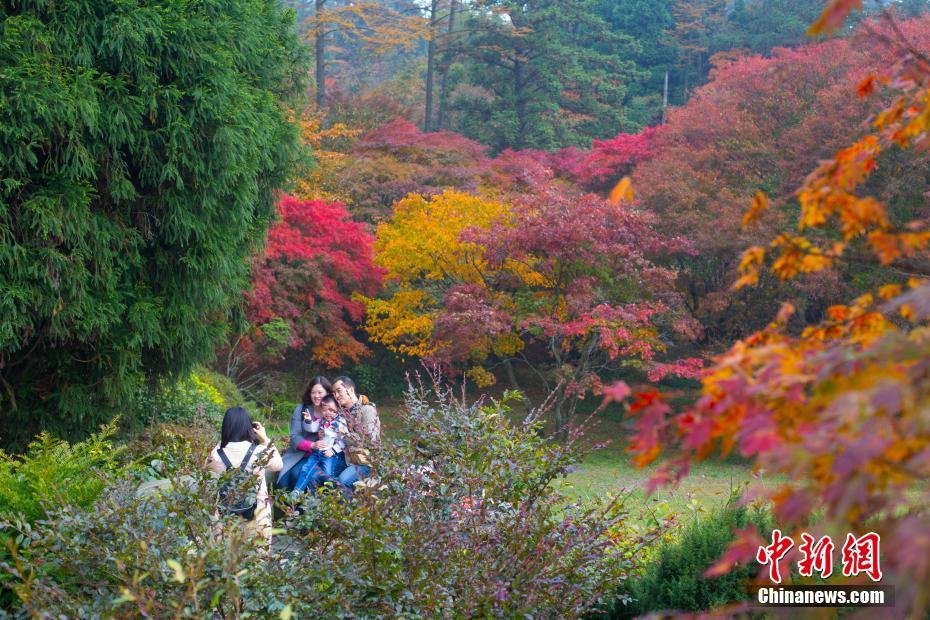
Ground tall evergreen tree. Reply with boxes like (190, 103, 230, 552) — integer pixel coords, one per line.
(669, 0, 727, 99)
(593, 0, 677, 121)
(451, 0, 642, 151)
(0, 0, 308, 443)
(719, 0, 825, 54)
(665, 0, 831, 102)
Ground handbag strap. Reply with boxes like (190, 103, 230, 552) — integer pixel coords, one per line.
(240, 443, 257, 470)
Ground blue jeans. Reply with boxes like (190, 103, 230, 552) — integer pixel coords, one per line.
(319, 452, 340, 477)
(293, 451, 346, 493)
(291, 452, 322, 494)
(276, 454, 311, 491)
(337, 462, 371, 488)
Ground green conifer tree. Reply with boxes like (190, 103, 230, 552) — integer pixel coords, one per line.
(451, 0, 642, 150)
(0, 0, 308, 444)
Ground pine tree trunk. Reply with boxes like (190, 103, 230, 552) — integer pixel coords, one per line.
(423, 0, 440, 132)
(315, 0, 326, 109)
(436, 0, 457, 130)
(514, 56, 526, 148)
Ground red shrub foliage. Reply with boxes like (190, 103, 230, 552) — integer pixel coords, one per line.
(546, 126, 660, 191)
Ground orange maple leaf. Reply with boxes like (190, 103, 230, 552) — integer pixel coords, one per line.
(808, 0, 863, 36)
(857, 75, 877, 98)
(743, 191, 769, 228)
(609, 176, 634, 204)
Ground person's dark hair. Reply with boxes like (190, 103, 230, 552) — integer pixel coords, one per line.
(220, 407, 256, 448)
(300, 375, 332, 407)
(332, 375, 355, 392)
(319, 394, 339, 410)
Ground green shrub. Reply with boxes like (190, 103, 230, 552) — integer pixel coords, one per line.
(258, 396, 299, 424)
(605, 496, 774, 618)
(128, 371, 228, 430)
(0, 423, 125, 609)
(0, 422, 124, 523)
(242, 371, 295, 421)
(2, 383, 670, 617)
(348, 361, 408, 399)
(195, 368, 252, 409)
(124, 420, 219, 483)
(2, 474, 284, 617)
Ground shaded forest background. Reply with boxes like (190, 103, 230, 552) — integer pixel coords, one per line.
(4, 0, 930, 444)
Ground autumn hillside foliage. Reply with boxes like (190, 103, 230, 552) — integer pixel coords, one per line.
(299, 113, 666, 224)
(341, 118, 491, 222)
(256, 12, 930, 430)
(612, 11, 930, 615)
(524, 127, 660, 193)
(246, 105, 672, 401)
(288, 14, 930, 430)
(635, 22, 930, 343)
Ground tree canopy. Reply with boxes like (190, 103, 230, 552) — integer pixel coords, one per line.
(611, 11, 930, 612)
(362, 185, 702, 429)
(450, 0, 642, 151)
(234, 195, 382, 377)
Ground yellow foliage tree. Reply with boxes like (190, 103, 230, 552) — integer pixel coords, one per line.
(292, 115, 361, 203)
(373, 190, 509, 287)
(362, 186, 695, 431)
(360, 289, 438, 358)
(359, 188, 515, 367)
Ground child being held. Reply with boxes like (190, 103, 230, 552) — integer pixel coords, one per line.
(291, 395, 348, 494)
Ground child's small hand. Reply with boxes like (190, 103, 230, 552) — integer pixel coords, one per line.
(323, 449, 334, 457)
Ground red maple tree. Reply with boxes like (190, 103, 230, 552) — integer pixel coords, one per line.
(233, 194, 383, 374)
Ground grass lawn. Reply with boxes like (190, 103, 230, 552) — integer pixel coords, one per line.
(561, 448, 764, 518)
(553, 397, 777, 519)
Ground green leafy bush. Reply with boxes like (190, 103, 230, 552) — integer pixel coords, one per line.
(2, 382, 668, 617)
(124, 421, 219, 483)
(0, 423, 126, 609)
(0, 423, 124, 523)
(348, 360, 408, 399)
(2, 475, 282, 617)
(128, 371, 230, 430)
(272, 386, 663, 617)
(605, 497, 774, 618)
(195, 368, 252, 410)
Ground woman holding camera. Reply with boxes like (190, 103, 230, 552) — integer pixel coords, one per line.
(205, 407, 282, 545)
